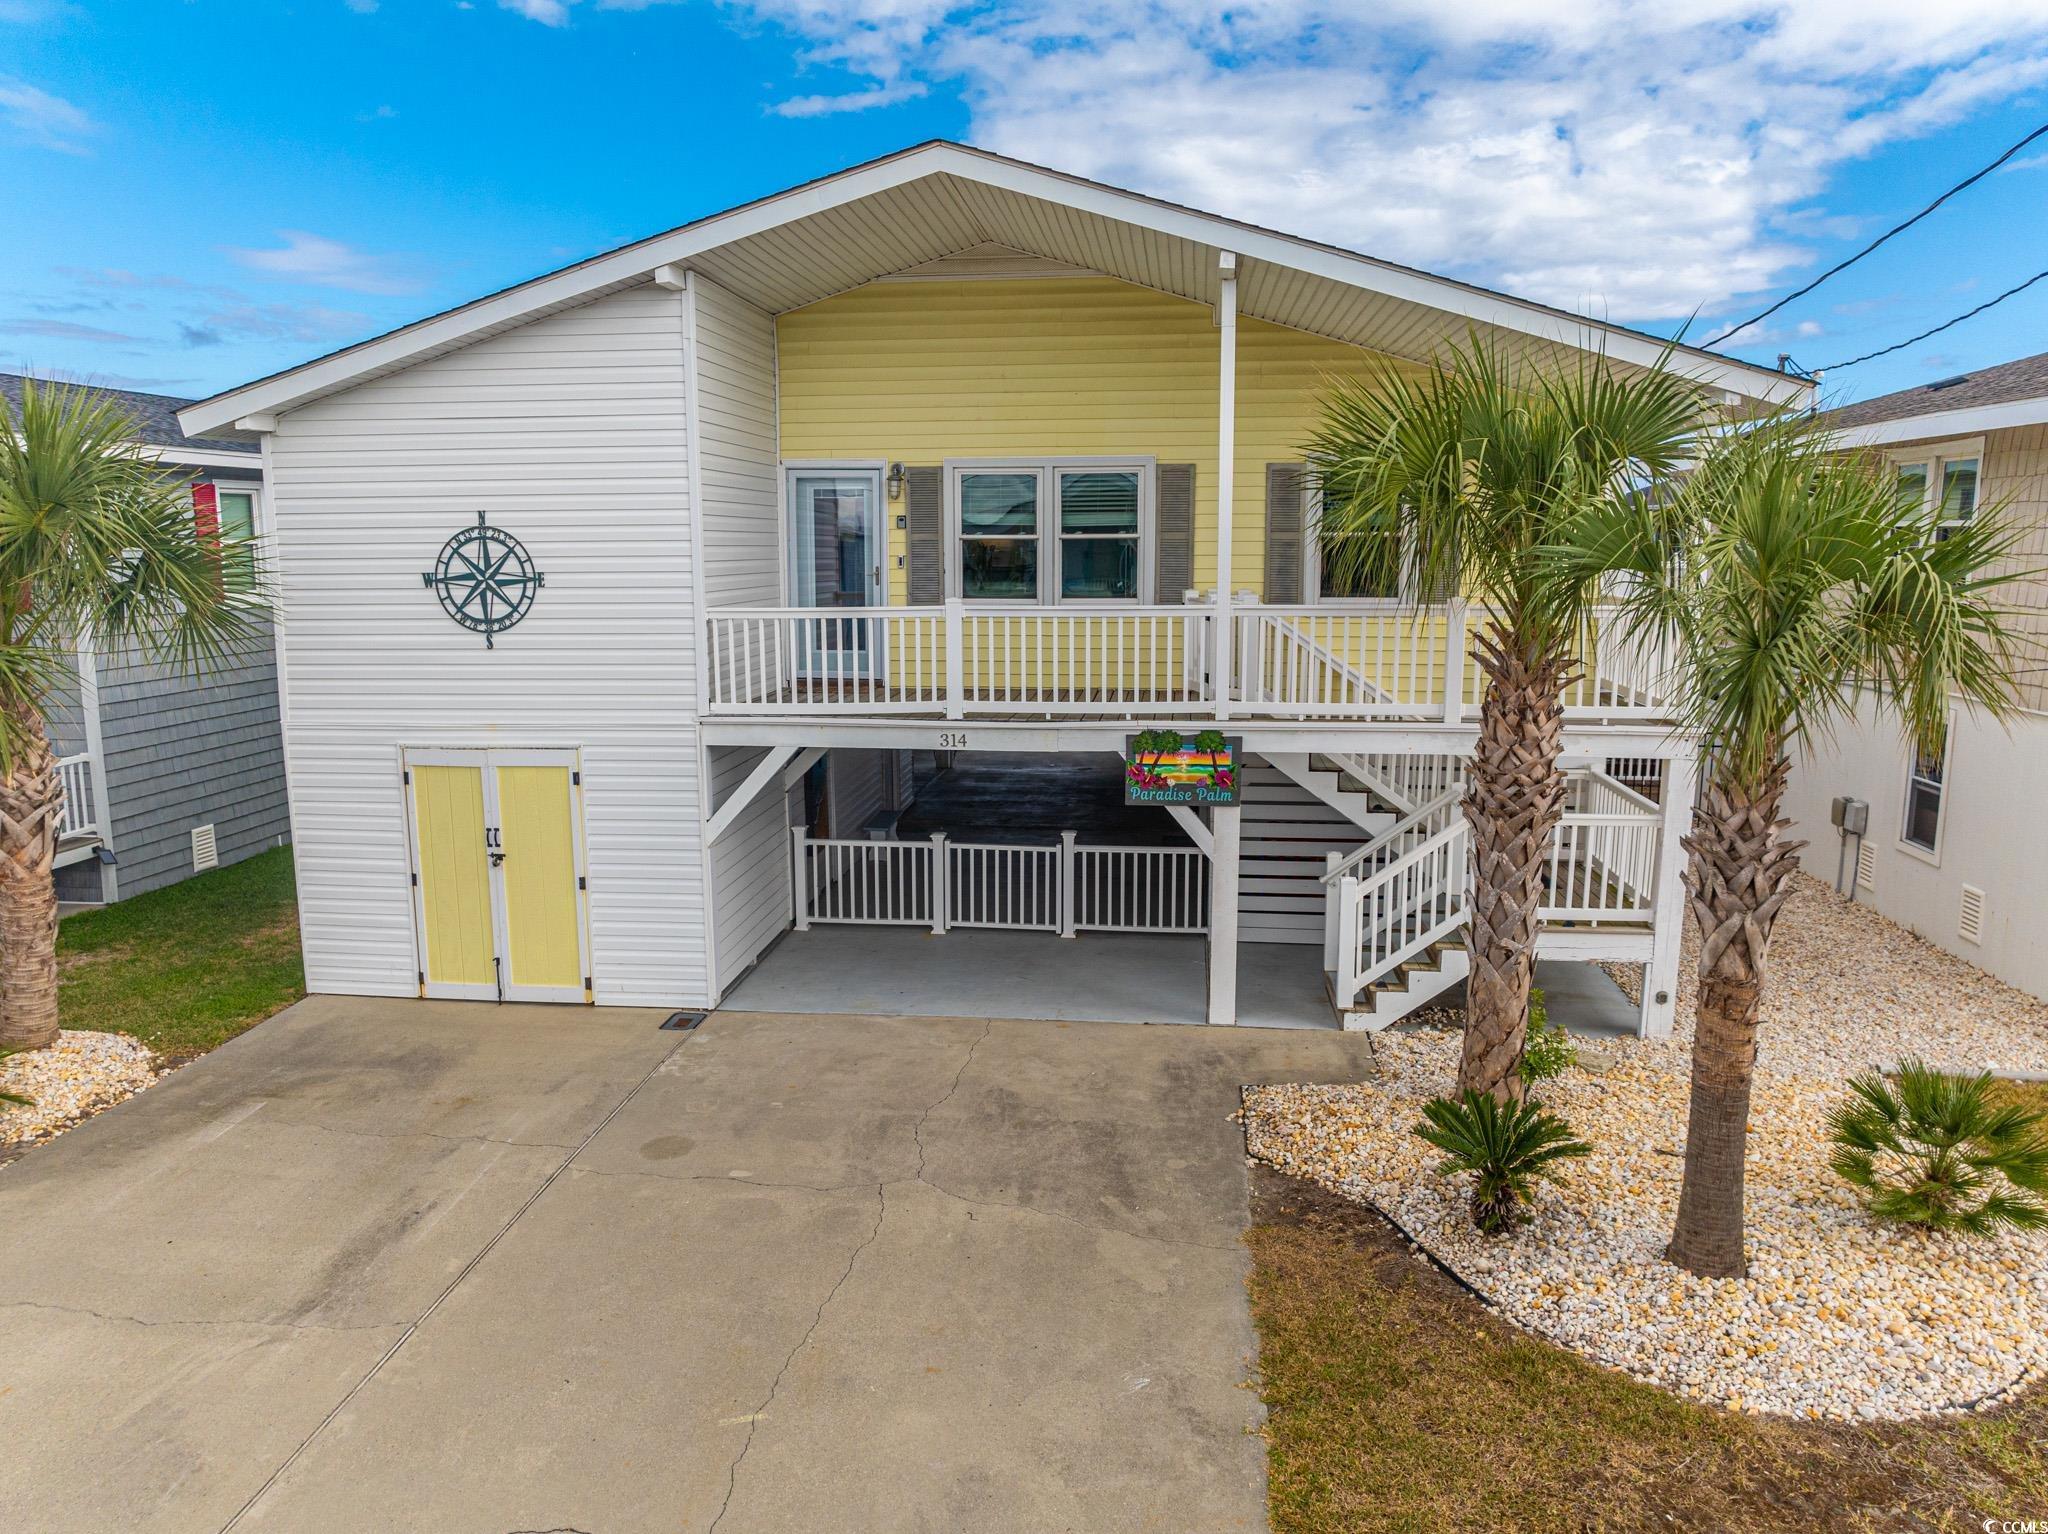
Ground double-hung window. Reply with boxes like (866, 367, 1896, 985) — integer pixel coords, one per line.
(1310, 486, 1403, 604)
(1892, 443, 1980, 543)
(1903, 731, 1947, 854)
(953, 461, 1148, 602)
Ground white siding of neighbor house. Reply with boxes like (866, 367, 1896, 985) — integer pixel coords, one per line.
(689, 274, 794, 994)
(1786, 698, 2048, 1002)
(266, 283, 706, 1007)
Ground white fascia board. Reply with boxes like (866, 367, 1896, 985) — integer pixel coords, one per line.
(179, 143, 1805, 437)
(139, 445, 263, 470)
(1833, 396, 2048, 448)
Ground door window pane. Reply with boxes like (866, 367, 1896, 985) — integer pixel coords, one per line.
(793, 476, 873, 610)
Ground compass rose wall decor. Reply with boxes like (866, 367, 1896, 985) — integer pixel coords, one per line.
(421, 512, 545, 648)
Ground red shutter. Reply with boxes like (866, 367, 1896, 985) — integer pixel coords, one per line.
(192, 481, 220, 542)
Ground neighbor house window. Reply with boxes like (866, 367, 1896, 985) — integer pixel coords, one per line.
(217, 486, 257, 590)
(954, 461, 1149, 601)
(1893, 446, 1980, 543)
(1902, 733, 1946, 853)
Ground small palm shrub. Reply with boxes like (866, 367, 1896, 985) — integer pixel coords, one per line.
(1519, 987, 1573, 1086)
(1414, 1090, 1592, 1234)
(1827, 1059, 2048, 1236)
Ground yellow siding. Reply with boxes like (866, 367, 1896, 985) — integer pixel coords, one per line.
(776, 275, 1385, 599)
(412, 765, 494, 988)
(496, 765, 583, 990)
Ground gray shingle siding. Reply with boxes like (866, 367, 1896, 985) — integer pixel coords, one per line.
(94, 622, 289, 899)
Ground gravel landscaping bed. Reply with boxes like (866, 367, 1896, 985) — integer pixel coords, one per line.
(1242, 873, 2048, 1422)
(1, 1030, 158, 1153)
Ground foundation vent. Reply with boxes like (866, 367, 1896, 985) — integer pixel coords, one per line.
(1959, 884, 1986, 945)
(1854, 842, 1876, 897)
(191, 823, 219, 872)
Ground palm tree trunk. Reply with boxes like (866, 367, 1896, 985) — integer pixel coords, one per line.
(1459, 623, 1571, 1102)
(1667, 754, 1804, 1278)
(0, 701, 64, 1052)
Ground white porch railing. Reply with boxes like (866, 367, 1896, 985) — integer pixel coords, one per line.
(57, 753, 97, 838)
(707, 598, 1676, 723)
(790, 828, 1209, 936)
(1324, 789, 1661, 1011)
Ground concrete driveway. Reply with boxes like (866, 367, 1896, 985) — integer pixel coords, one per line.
(0, 995, 1367, 1533)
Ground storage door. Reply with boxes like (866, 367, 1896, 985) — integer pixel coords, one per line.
(409, 762, 498, 1000)
(494, 762, 588, 1002)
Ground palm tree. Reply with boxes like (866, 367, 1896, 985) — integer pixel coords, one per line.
(1308, 339, 1707, 1101)
(0, 380, 261, 1051)
(1568, 416, 2028, 1276)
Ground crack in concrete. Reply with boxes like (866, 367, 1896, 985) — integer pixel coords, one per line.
(567, 1164, 882, 1197)
(705, 1020, 991, 1534)
(0, 1298, 407, 1335)
(907, 1174, 1240, 1254)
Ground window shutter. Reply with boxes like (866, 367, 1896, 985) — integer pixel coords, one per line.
(1155, 463, 1196, 601)
(192, 481, 220, 542)
(1264, 463, 1306, 603)
(905, 465, 944, 605)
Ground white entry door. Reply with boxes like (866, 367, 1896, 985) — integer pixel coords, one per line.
(788, 469, 883, 675)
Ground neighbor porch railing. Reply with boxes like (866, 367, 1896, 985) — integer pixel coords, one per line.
(706, 598, 1676, 722)
(57, 753, 98, 839)
(790, 828, 1209, 936)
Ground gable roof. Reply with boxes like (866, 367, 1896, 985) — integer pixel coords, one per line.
(179, 140, 1810, 439)
(2, 371, 259, 461)
(1823, 350, 2048, 443)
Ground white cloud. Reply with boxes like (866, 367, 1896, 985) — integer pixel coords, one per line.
(771, 80, 927, 116)
(0, 318, 142, 343)
(500, 0, 568, 23)
(224, 231, 426, 295)
(696, 0, 2048, 323)
(0, 75, 94, 154)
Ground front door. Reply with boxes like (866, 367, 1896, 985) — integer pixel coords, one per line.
(405, 748, 591, 1003)
(789, 469, 882, 675)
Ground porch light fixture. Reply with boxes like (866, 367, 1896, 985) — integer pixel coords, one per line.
(887, 462, 906, 501)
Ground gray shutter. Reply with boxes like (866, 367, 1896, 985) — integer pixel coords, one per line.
(905, 465, 944, 605)
(1155, 463, 1196, 602)
(1265, 462, 1307, 604)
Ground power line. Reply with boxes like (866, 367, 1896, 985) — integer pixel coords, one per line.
(1819, 266, 2048, 372)
(1703, 118, 2048, 349)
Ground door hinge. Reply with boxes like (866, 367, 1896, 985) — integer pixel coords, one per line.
(583, 974, 592, 990)
(411, 871, 419, 887)
(403, 769, 411, 784)
(493, 955, 504, 1003)
(572, 770, 581, 786)
(578, 875, 587, 891)
(417, 969, 424, 985)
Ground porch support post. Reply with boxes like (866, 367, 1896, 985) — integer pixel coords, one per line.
(1214, 252, 1238, 722)
(929, 831, 948, 935)
(1058, 830, 1078, 938)
(1441, 598, 1469, 724)
(1639, 746, 1697, 1038)
(791, 826, 810, 931)
(1207, 804, 1241, 1024)
(944, 599, 965, 721)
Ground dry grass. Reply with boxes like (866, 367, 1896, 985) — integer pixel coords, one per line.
(1249, 1166, 2048, 1533)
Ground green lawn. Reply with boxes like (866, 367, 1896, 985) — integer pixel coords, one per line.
(1249, 1167, 2048, 1533)
(58, 847, 305, 1057)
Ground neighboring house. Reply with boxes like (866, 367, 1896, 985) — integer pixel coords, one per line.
(1, 373, 292, 904)
(1785, 352, 2048, 1000)
(176, 142, 1807, 1031)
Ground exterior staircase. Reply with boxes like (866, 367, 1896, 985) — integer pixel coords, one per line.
(1325, 936, 1470, 1031)
(1321, 787, 1473, 1032)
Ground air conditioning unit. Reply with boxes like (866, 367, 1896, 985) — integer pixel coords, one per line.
(1959, 884, 1985, 945)
(191, 823, 219, 872)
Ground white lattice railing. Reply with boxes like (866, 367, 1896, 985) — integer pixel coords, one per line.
(790, 828, 1209, 936)
(707, 598, 1676, 723)
(57, 753, 97, 838)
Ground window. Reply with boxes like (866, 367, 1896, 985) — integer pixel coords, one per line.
(217, 487, 257, 591)
(1057, 470, 1139, 598)
(1902, 731, 1946, 854)
(1312, 487, 1401, 602)
(952, 461, 1149, 601)
(959, 471, 1040, 599)
(1892, 444, 1980, 543)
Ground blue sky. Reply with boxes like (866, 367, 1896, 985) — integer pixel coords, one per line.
(4, 0, 2048, 409)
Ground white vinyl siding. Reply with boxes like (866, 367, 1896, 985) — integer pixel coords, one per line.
(266, 284, 704, 1006)
(691, 273, 794, 993)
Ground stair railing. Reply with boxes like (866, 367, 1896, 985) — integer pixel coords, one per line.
(1332, 816, 1471, 1012)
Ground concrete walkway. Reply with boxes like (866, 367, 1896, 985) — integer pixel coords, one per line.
(0, 995, 1369, 1533)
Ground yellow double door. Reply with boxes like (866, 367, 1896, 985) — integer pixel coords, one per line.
(406, 749, 590, 1004)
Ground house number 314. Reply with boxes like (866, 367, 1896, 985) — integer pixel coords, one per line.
(937, 731, 969, 749)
